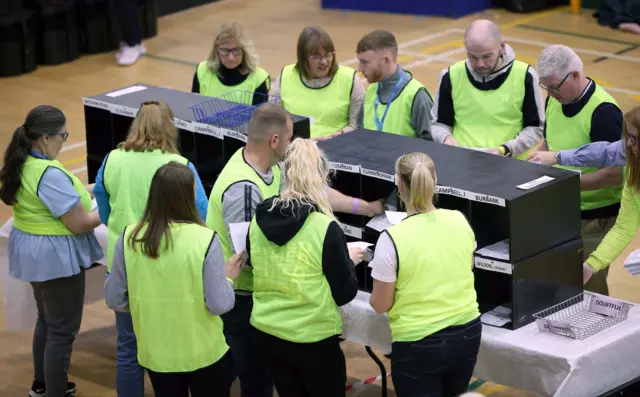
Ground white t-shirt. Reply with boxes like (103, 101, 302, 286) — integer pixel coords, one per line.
(369, 232, 399, 283)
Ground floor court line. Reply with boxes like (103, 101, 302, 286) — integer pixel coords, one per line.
(517, 24, 640, 46)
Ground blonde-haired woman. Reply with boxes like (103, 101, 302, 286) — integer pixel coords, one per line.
(93, 100, 209, 397)
(247, 138, 364, 397)
(271, 26, 364, 140)
(369, 152, 481, 397)
(193, 21, 270, 105)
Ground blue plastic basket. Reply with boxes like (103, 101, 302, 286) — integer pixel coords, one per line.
(189, 90, 281, 133)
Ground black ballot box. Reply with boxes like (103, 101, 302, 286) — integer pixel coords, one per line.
(82, 84, 310, 195)
(317, 129, 584, 330)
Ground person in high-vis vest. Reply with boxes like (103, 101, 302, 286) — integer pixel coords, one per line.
(431, 20, 545, 160)
(271, 26, 364, 140)
(206, 102, 383, 397)
(355, 29, 434, 139)
(92, 100, 209, 397)
(532, 44, 624, 296)
(248, 138, 365, 397)
(0, 105, 103, 397)
(105, 162, 245, 397)
(192, 21, 270, 105)
(368, 152, 481, 397)
(584, 107, 640, 286)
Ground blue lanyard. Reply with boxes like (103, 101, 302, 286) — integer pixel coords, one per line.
(374, 69, 406, 131)
(30, 150, 48, 159)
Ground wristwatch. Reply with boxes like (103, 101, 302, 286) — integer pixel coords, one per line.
(500, 144, 512, 157)
(556, 152, 561, 164)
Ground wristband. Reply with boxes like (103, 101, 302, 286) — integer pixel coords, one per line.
(498, 146, 506, 156)
(500, 144, 511, 157)
(226, 277, 233, 284)
(351, 198, 359, 214)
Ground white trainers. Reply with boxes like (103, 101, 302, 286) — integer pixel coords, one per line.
(116, 43, 147, 66)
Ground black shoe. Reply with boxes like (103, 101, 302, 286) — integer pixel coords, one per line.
(29, 381, 76, 397)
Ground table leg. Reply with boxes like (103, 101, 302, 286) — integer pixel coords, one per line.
(365, 345, 388, 397)
(570, 0, 580, 14)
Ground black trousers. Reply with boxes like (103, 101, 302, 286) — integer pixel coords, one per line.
(145, 351, 234, 397)
(256, 330, 346, 397)
(114, 0, 142, 46)
(391, 317, 482, 397)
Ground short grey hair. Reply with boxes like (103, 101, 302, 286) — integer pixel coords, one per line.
(247, 103, 292, 143)
(536, 44, 583, 79)
(464, 19, 501, 47)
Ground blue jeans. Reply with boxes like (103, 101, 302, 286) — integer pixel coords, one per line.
(391, 317, 482, 397)
(115, 311, 145, 397)
(221, 294, 273, 397)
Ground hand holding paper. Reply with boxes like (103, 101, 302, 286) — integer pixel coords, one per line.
(229, 222, 250, 254)
(226, 251, 245, 281)
(624, 249, 640, 276)
(347, 241, 374, 263)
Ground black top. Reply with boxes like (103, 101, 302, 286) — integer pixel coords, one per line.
(192, 64, 270, 106)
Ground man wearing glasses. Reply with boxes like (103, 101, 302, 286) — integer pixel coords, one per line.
(532, 44, 624, 296)
(430, 19, 545, 159)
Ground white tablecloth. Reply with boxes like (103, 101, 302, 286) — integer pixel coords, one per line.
(0, 218, 109, 332)
(340, 290, 640, 397)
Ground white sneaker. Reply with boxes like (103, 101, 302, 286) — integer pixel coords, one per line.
(116, 44, 147, 66)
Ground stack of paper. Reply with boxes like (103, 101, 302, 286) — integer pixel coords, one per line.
(624, 249, 640, 276)
(366, 211, 407, 232)
(475, 239, 510, 261)
(481, 305, 512, 327)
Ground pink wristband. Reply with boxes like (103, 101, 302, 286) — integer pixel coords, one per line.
(352, 198, 359, 214)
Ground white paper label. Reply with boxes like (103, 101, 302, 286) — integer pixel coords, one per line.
(338, 222, 363, 239)
(361, 168, 395, 182)
(224, 129, 248, 143)
(192, 122, 223, 139)
(517, 175, 555, 190)
(435, 185, 470, 199)
(436, 185, 506, 207)
(82, 97, 112, 111)
(474, 256, 512, 275)
(174, 117, 195, 132)
(106, 85, 148, 98)
(589, 295, 627, 317)
(471, 192, 506, 207)
(329, 162, 360, 174)
(112, 105, 137, 118)
(536, 319, 574, 335)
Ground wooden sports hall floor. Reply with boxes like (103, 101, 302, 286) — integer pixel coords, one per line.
(1, 0, 639, 395)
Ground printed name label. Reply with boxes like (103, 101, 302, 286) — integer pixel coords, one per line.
(174, 117, 195, 132)
(517, 175, 555, 190)
(436, 185, 469, 199)
(362, 168, 395, 182)
(474, 256, 512, 275)
(192, 122, 223, 139)
(589, 295, 626, 317)
(224, 129, 248, 143)
(338, 222, 363, 239)
(112, 105, 137, 118)
(82, 97, 111, 111)
(536, 319, 574, 336)
(472, 192, 506, 207)
(436, 185, 506, 207)
(329, 162, 360, 174)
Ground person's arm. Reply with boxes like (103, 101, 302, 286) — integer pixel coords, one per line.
(586, 184, 640, 272)
(559, 140, 626, 167)
(104, 231, 129, 311)
(368, 232, 398, 314)
(356, 103, 364, 129)
(430, 68, 457, 145)
(221, 181, 263, 225)
(94, 155, 111, 225)
(269, 76, 281, 97)
(187, 162, 208, 222)
(322, 221, 358, 306)
(343, 73, 365, 133)
(203, 234, 237, 315)
(410, 88, 434, 141)
(581, 166, 624, 190)
(327, 187, 384, 217)
(252, 78, 271, 106)
(502, 67, 545, 156)
(38, 167, 100, 234)
(191, 68, 200, 93)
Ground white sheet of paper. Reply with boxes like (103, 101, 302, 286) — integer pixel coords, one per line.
(366, 213, 393, 232)
(516, 176, 555, 190)
(347, 242, 374, 262)
(385, 211, 407, 225)
(229, 222, 250, 253)
(476, 239, 510, 261)
(91, 198, 98, 212)
(481, 305, 512, 327)
(106, 85, 148, 97)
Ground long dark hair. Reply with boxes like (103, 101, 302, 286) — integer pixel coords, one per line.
(128, 162, 204, 258)
(624, 107, 640, 190)
(0, 105, 66, 205)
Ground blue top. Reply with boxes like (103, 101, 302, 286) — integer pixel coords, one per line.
(9, 151, 104, 283)
(559, 140, 626, 168)
(93, 156, 209, 225)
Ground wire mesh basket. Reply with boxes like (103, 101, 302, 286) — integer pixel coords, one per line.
(533, 292, 632, 340)
(188, 90, 280, 134)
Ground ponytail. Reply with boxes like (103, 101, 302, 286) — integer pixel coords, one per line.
(0, 105, 66, 205)
(395, 152, 436, 213)
(0, 126, 33, 205)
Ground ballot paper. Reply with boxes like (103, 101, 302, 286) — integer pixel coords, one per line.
(229, 222, 250, 253)
(475, 239, 509, 261)
(481, 305, 512, 327)
(365, 211, 407, 232)
(624, 249, 640, 276)
(347, 241, 374, 262)
(385, 211, 407, 225)
(106, 85, 148, 97)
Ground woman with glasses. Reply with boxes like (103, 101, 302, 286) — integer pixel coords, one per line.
(0, 105, 103, 397)
(192, 21, 270, 105)
(271, 26, 365, 140)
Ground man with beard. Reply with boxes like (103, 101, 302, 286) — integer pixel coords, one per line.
(430, 20, 545, 160)
(356, 30, 434, 139)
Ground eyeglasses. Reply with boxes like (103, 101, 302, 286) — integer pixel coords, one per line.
(309, 52, 335, 63)
(218, 47, 243, 56)
(57, 131, 69, 141)
(539, 72, 573, 93)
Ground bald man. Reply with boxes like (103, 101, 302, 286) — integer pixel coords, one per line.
(431, 20, 545, 159)
(207, 103, 383, 397)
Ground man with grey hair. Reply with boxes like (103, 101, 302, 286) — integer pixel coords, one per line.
(206, 102, 383, 396)
(430, 19, 545, 159)
(531, 44, 624, 295)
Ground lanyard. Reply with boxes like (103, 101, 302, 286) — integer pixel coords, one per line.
(374, 69, 406, 131)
